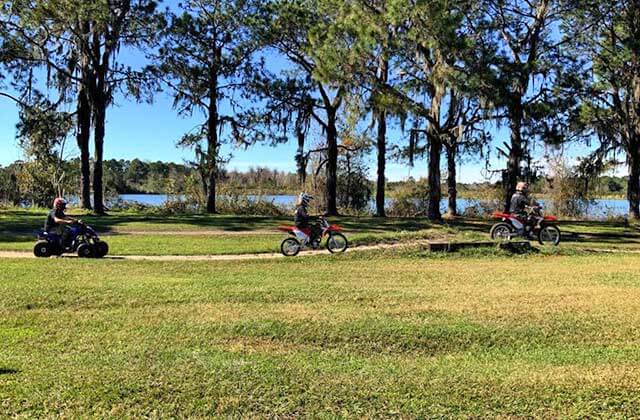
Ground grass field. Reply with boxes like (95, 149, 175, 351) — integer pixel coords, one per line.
(1, 209, 640, 255)
(1, 250, 640, 417)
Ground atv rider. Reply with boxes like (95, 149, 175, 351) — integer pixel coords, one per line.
(509, 182, 541, 237)
(294, 193, 321, 247)
(45, 198, 79, 250)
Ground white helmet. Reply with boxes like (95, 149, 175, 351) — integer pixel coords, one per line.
(298, 192, 313, 207)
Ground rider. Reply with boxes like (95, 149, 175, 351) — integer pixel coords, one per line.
(509, 182, 540, 237)
(294, 193, 320, 246)
(45, 198, 78, 249)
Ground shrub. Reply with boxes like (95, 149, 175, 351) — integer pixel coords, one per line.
(386, 179, 429, 217)
(543, 158, 593, 218)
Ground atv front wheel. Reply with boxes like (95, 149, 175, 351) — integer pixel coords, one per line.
(34, 241, 52, 258)
(77, 243, 94, 258)
(94, 241, 109, 258)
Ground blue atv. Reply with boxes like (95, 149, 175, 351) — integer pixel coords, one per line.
(34, 221, 109, 258)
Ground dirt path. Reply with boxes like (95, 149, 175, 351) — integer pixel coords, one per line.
(106, 229, 282, 236)
(0, 241, 426, 262)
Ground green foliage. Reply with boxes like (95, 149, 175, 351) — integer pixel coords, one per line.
(337, 150, 372, 213)
(386, 178, 429, 217)
(543, 158, 594, 218)
(13, 99, 74, 206)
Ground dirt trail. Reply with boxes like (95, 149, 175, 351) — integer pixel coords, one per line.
(105, 230, 282, 236)
(0, 241, 426, 262)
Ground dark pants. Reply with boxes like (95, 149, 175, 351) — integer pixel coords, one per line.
(50, 226, 72, 248)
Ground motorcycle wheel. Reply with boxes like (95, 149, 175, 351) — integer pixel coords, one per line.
(490, 223, 513, 242)
(34, 241, 52, 258)
(281, 238, 301, 257)
(326, 233, 348, 253)
(77, 243, 94, 258)
(94, 241, 109, 258)
(538, 225, 561, 246)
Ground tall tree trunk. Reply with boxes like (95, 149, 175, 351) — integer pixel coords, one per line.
(325, 107, 339, 216)
(427, 132, 442, 220)
(77, 21, 92, 209)
(629, 137, 640, 219)
(93, 98, 106, 214)
(446, 143, 457, 217)
(505, 99, 524, 212)
(426, 89, 443, 221)
(375, 56, 389, 218)
(295, 126, 307, 186)
(206, 55, 220, 214)
(77, 85, 92, 210)
(375, 111, 387, 217)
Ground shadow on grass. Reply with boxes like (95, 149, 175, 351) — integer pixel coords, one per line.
(0, 368, 19, 375)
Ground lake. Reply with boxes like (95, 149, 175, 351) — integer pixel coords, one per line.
(118, 194, 631, 219)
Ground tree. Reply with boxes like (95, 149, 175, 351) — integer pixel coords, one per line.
(154, 0, 260, 214)
(81, 0, 159, 213)
(564, 0, 640, 219)
(330, 0, 484, 220)
(258, 0, 346, 216)
(15, 97, 74, 206)
(1, 0, 158, 212)
(473, 0, 570, 211)
(311, 0, 395, 217)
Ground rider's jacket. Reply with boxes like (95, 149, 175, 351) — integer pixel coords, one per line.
(509, 192, 530, 215)
(294, 205, 310, 228)
(44, 208, 65, 232)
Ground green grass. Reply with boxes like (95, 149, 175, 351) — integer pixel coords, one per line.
(1, 252, 640, 416)
(2, 208, 639, 255)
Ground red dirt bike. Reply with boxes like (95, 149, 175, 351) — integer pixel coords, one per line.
(278, 217, 348, 256)
(490, 206, 561, 246)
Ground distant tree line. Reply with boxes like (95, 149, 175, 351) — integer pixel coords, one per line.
(1, 0, 640, 219)
(0, 158, 309, 205)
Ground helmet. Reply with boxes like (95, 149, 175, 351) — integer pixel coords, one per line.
(53, 197, 67, 210)
(298, 193, 313, 207)
(516, 182, 529, 193)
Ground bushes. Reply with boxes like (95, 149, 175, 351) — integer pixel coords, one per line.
(543, 159, 593, 218)
(386, 179, 430, 217)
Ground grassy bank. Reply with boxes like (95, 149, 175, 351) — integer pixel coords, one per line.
(1, 252, 640, 416)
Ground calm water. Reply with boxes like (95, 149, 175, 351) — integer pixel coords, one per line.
(118, 194, 631, 219)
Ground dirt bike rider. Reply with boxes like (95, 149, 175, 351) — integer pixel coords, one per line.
(509, 182, 541, 238)
(294, 193, 321, 247)
(45, 198, 79, 250)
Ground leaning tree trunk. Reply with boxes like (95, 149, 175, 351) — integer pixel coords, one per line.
(325, 108, 339, 216)
(375, 109, 387, 217)
(504, 99, 525, 212)
(446, 143, 457, 217)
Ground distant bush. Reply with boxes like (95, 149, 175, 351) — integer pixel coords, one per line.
(543, 159, 594, 218)
(461, 186, 502, 218)
(216, 190, 289, 216)
(386, 179, 429, 217)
